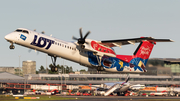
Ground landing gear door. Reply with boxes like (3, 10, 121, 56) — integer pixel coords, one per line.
(87, 51, 100, 66)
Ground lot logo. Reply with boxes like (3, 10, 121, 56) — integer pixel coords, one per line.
(20, 34, 27, 41)
(31, 35, 54, 50)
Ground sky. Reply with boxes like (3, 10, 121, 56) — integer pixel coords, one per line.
(0, 0, 180, 71)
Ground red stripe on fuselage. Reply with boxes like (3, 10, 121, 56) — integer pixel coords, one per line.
(116, 55, 133, 62)
(91, 41, 116, 55)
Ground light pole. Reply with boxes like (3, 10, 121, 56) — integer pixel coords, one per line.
(46, 54, 48, 74)
(19, 56, 21, 76)
(64, 65, 68, 85)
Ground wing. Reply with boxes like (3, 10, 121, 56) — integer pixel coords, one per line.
(97, 37, 173, 48)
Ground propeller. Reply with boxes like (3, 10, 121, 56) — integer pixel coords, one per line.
(72, 28, 91, 45)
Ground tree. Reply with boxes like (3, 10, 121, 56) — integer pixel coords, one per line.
(39, 65, 45, 71)
(38, 65, 46, 74)
(36, 71, 39, 74)
(80, 69, 86, 72)
(69, 67, 73, 73)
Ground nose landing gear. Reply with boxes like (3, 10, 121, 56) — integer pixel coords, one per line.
(9, 43, 15, 49)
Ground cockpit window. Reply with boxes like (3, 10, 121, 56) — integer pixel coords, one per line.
(15, 29, 23, 32)
(15, 29, 29, 34)
(23, 30, 29, 34)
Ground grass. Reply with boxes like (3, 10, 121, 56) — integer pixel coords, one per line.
(0, 95, 77, 101)
(1, 95, 180, 101)
(139, 99, 180, 101)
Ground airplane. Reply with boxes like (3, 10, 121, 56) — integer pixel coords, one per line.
(4, 28, 173, 73)
(94, 75, 130, 96)
(103, 75, 130, 96)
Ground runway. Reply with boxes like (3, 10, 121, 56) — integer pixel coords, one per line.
(57, 96, 180, 101)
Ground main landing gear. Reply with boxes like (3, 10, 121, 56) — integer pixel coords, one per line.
(50, 56, 58, 72)
(9, 43, 15, 49)
(97, 66, 104, 71)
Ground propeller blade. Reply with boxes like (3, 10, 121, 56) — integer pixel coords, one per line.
(83, 31, 90, 39)
(74, 28, 91, 46)
(79, 27, 83, 39)
(72, 36, 78, 40)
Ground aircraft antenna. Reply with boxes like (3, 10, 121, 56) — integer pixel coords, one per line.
(41, 31, 45, 34)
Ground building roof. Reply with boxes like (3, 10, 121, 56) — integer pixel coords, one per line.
(151, 58, 180, 63)
(0, 72, 24, 80)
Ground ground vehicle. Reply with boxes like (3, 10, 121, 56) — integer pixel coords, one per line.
(150, 92, 168, 96)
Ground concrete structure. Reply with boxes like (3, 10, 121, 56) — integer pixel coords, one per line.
(144, 66, 171, 76)
(163, 58, 180, 75)
(14, 67, 22, 76)
(0, 67, 15, 74)
(22, 60, 36, 76)
(0, 67, 22, 76)
(148, 58, 180, 75)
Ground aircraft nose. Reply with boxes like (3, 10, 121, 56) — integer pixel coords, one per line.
(5, 33, 13, 41)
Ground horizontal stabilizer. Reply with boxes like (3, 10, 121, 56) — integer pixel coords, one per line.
(98, 37, 173, 47)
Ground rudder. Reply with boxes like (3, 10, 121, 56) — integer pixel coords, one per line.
(130, 41, 155, 71)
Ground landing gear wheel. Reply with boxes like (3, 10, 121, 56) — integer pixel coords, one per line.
(97, 66, 104, 71)
(51, 66, 58, 72)
(51, 66, 55, 72)
(9, 45, 15, 49)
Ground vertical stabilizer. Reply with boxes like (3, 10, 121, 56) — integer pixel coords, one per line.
(115, 37, 173, 72)
(133, 41, 155, 60)
(130, 41, 155, 71)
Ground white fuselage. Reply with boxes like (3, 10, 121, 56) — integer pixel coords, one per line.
(5, 28, 116, 70)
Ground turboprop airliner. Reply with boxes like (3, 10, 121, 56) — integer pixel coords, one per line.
(4, 28, 173, 73)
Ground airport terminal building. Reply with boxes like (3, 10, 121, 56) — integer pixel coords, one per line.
(23, 73, 180, 85)
(0, 72, 180, 94)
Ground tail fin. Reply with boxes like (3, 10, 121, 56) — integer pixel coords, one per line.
(116, 41, 155, 72)
(130, 41, 155, 70)
(116, 41, 155, 66)
(116, 37, 173, 72)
